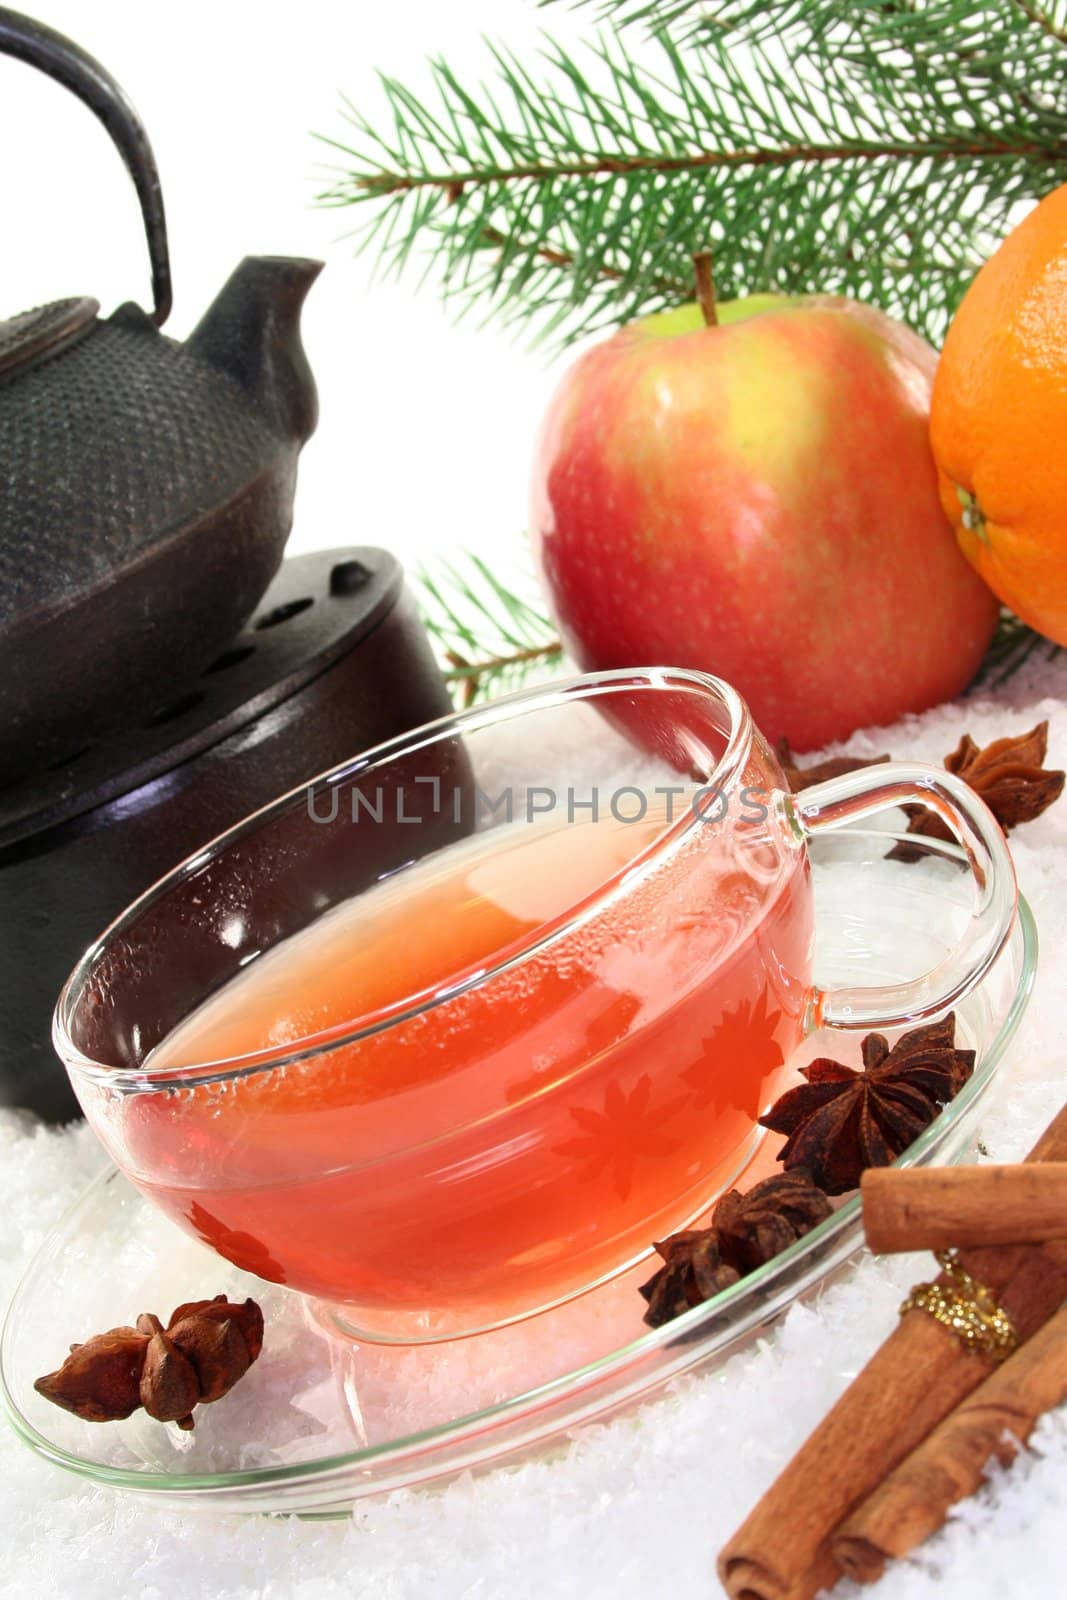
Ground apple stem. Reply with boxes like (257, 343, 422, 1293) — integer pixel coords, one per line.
(692, 250, 718, 327)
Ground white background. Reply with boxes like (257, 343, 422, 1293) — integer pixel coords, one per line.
(0, 0, 603, 578)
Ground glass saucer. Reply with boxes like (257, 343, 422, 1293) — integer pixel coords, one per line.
(0, 830, 1037, 1516)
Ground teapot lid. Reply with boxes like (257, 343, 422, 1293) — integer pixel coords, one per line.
(0, 296, 99, 381)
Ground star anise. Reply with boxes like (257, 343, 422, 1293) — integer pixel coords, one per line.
(758, 1015, 975, 1195)
(35, 1294, 263, 1430)
(713, 1171, 834, 1272)
(639, 1230, 741, 1327)
(776, 739, 890, 793)
(888, 721, 1064, 862)
(639, 1172, 832, 1328)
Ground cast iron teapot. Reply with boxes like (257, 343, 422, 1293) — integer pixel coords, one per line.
(0, 7, 323, 778)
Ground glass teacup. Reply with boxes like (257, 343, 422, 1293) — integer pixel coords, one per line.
(55, 670, 1015, 1342)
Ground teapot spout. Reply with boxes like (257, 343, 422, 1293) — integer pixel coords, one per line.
(186, 256, 323, 444)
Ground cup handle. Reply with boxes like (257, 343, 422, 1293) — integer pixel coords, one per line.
(784, 762, 1018, 1031)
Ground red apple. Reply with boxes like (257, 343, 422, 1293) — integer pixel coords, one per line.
(530, 294, 999, 750)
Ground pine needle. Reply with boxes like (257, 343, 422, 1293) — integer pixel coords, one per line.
(972, 609, 1063, 688)
(416, 552, 565, 706)
(316, 0, 1067, 347)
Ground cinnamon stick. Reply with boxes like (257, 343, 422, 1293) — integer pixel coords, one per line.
(833, 1302, 1067, 1583)
(717, 1104, 1067, 1600)
(862, 1163, 1067, 1253)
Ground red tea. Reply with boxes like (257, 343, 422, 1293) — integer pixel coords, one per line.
(129, 807, 813, 1335)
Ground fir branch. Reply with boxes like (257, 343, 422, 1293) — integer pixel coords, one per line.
(416, 553, 564, 706)
(998, 0, 1067, 48)
(971, 609, 1063, 688)
(549, 0, 711, 28)
(317, 3, 1067, 345)
(331, 135, 1058, 197)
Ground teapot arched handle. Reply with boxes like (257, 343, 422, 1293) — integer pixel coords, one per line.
(0, 6, 172, 326)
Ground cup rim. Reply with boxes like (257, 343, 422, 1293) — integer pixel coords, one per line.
(54, 666, 754, 1093)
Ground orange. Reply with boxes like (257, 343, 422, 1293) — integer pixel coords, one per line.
(931, 182, 1067, 643)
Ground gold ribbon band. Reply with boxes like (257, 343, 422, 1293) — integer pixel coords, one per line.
(900, 1249, 1019, 1361)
